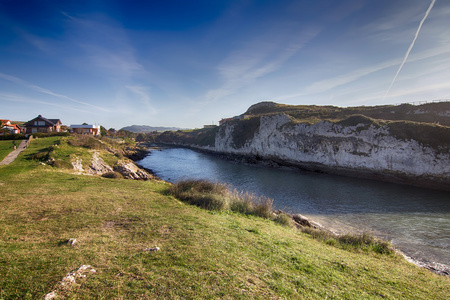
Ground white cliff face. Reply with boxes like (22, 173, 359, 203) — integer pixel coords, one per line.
(212, 114, 450, 179)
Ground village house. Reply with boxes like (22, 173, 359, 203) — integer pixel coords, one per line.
(0, 119, 22, 134)
(70, 124, 101, 136)
(24, 115, 62, 134)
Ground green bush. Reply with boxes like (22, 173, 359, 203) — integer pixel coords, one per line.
(169, 180, 228, 210)
(68, 135, 106, 150)
(274, 212, 293, 227)
(300, 227, 394, 254)
(30, 151, 50, 161)
(52, 159, 73, 169)
(169, 179, 275, 218)
(102, 172, 124, 179)
(32, 132, 70, 138)
(0, 134, 26, 140)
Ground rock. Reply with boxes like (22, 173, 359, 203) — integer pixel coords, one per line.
(44, 265, 96, 299)
(44, 291, 57, 300)
(71, 157, 83, 173)
(114, 161, 152, 180)
(144, 246, 160, 252)
(87, 152, 113, 175)
(292, 214, 312, 227)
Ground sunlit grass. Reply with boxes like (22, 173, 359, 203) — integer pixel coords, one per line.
(0, 137, 448, 299)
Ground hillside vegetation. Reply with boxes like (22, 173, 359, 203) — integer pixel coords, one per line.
(0, 136, 449, 299)
(244, 101, 450, 126)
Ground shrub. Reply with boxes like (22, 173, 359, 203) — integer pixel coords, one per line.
(0, 134, 26, 140)
(274, 212, 293, 227)
(300, 228, 394, 255)
(30, 150, 50, 161)
(68, 135, 106, 150)
(32, 132, 70, 138)
(228, 190, 274, 218)
(102, 172, 124, 179)
(169, 179, 274, 216)
(169, 180, 228, 210)
(52, 159, 73, 169)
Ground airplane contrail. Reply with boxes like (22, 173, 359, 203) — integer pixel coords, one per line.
(383, 0, 436, 99)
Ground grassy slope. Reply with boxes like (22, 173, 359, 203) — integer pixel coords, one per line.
(0, 137, 449, 299)
(0, 140, 17, 161)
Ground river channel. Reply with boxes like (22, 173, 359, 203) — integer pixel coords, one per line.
(138, 147, 450, 273)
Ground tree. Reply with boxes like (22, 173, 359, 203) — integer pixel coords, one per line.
(0, 120, 9, 135)
(100, 126, 107, 136)
(136, 133, 145, 142)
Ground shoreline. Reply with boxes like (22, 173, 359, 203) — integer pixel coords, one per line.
(190, 146, 450, 192)
(135, 144, 450, 277)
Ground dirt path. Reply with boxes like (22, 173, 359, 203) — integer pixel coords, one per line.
(0, 140, 28, 165)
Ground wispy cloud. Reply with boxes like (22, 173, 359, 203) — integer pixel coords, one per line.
(125, 85, 158, 115)
(276, 42, 450, 102)
(0, 72, 109, 112)
(202, 26, 320, 104)
(383, 0, 436, 99)
(61, 12, 146, 79)
(0, 92, 93, 113)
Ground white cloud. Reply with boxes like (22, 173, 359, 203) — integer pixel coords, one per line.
(0, 72, 109, 112)
(0, 92, 93, 113)
(275, 42, 450, 102)
(202, 26, 320, 104)
(125, 85, 158, 115)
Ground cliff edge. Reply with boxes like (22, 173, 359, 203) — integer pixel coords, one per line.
(155, 102, 450, 190)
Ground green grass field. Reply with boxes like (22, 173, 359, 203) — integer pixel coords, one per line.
(0, 140, 18, 161)
(0, 137, 449, 299)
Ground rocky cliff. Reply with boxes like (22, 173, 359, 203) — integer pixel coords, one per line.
(154, 102, 450, 190)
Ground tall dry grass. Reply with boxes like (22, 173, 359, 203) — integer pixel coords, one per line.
(169, 179, 274, 219)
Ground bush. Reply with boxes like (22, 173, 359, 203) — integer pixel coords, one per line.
(32, 132, 70, 138)
(0, 134, 26, 140)
(169, 179, 274, 216)
(300, 227, 394, 255)
(30, 151, 50, 161)
(169, 180, 228, 210)
(68, 135, 106, 150)
(102, 172, 124, 179)
(52, 159, 73, 169)
(274, 212, 293, 227)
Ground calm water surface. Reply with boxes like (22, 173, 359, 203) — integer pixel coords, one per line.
(138, 148, 450, 270)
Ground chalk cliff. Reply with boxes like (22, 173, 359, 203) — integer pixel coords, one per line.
(194, 113, 449, 189)
(154, 102, 450, 189)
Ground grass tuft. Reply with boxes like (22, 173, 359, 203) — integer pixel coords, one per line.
(102, 171, 124, 179)
(169, 179, 274, 217)
(273, 212, 293, 227)
(300, 227, 394, 254)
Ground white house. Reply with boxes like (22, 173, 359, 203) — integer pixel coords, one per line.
(70, 124, 101, 136)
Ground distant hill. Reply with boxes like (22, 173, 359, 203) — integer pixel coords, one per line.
(121, 125, 185, 133)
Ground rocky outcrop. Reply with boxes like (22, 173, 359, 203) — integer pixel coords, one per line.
(87, 152, 113, 175)
(194, 113, 449, 190)
(114, 160, 152, 180)
(71, 151, 152, 180)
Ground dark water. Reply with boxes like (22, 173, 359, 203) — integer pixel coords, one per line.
(138, 147, 450, 271)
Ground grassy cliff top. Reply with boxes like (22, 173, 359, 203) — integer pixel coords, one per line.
(245, 101, 450, 126)
(0, 137, 449, 299)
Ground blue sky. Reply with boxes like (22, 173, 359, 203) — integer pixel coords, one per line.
(1, 0, 449, 129)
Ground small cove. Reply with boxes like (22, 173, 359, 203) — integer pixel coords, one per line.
(138, 147, 450, 274)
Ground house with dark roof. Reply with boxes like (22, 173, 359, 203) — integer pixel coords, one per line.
(24, 115, 62, 134)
